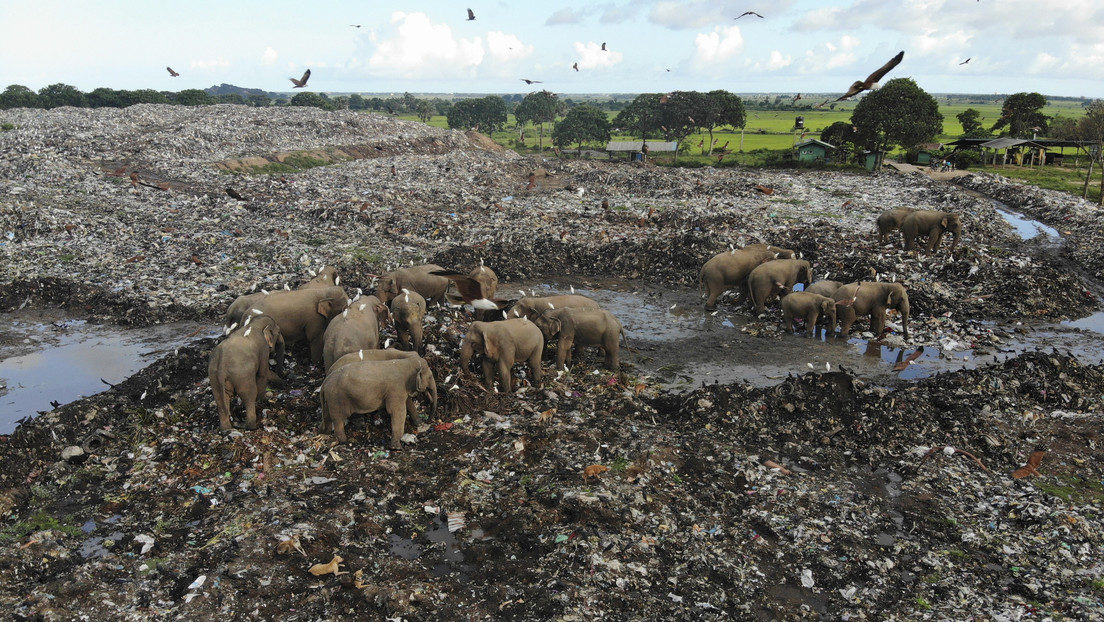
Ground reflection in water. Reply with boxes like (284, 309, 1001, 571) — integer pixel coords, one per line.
(0, 316, 213, 434)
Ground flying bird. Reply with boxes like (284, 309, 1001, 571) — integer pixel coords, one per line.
(521, 78, 542, 85)
(289, 69, 311, 88)
(430, 270, 506, 310)
(572, 62, 579, 72)
(350, 24, 361, 28)
(792, 93, 802, 102)
(166, 67, 180, 77)
(601, 42, 607, 51)
(1012, 449, 1045, 479)
(735, 11, 764, 19)
(466, 8, 476, 21)
(835, 51, 905, 101)
(892, 346, 925, 371)
(959, 57, 971, 65)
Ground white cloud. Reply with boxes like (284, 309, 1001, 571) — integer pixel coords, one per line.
(487, 32, 532, 62)
(693, 26, 744, 65)
(546, 8, 584, 26)
(190, 58, 230, 71)
(368, 12, 484, 78)
(799, 36, 861, 75)
(767, 50, 793, 71)
(650, 2, 727, 30)
(573, 41, 623, 70)
(260, 47, 278, 66)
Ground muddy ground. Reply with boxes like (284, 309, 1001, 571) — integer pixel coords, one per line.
(1, 106, 1104, 620)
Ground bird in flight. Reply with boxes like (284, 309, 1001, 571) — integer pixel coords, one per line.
(572, 62, 579, 72)
(350, 24, 361, 28)
(466, 8, 476, 21)
(736, 11, 764, 19)
(601, 42, 607, 51)
(835, 51, 904, 101)
(792, 93, 802, 102)
(521, 78, 542, 85)
(166, 67, 180, 77)
(959, 57, 971, 65)
(289, 69, 311, 88)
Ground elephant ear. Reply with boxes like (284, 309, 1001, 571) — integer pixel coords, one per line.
(263, 323, 279, 349)
(885, 292, 894, 306)
(940, 216, 950, 228)
(483, 331, 500, 360)
(317, 298, 334, 317)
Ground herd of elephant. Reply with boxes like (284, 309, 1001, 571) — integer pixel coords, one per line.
(207, 264, 625, 449)
(207, 207, 957, 448)
(699, 207, 961, 338)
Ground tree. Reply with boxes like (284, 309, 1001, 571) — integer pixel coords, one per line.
(446, 96, 507, 133)
(551, 103, 611, 150)
(612, 93, 663, 138)
(290, 91, 332, 110)
(348, 94, 367, 110)
(990, 92, 1049, 138)
(851, 78, 942, 167)
(175, 89, 214, 106)
(132, 89, 170, 105)
(1075, 100, 1104, 203)
(657, 91, 705, 162)
(0, 85, 40, 109)
(698, 90, 746, 155)
(38, 83, 86, 109)
(218, 93, 245, 105)
(86, 87, 127, 108)
(956, 108, 983, 135)
(415, 100, 434, 123)
(247, 93, 272, 108)
(819, 121, 859, 161)
(514, 90, 560, 152)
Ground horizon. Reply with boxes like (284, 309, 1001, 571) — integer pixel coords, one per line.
(3, 1, 1103, 99)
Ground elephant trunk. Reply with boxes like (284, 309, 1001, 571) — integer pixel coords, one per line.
(426, 377, 437, 418)
(459, 341, 473, 371)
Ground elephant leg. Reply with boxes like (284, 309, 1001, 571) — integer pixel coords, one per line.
(604, 336, 619, 370)
(240, 384, 259, 430)
(528, 354, 543, 387)
(782, 309, 795, 333)
(481, 359, 496, 392)
(805, 312, 818, 337)
(704, 281, 720, 310)
(498, 358, 514, 392)
(213, 379, 233, 431)
(386, 396, 407, 450)
(405, 396, 419, 430)
(332, 409, 349, 444)
(838, 308, 856, 337)
(929, 231, 943, 252)
(309, 338, 325, 366)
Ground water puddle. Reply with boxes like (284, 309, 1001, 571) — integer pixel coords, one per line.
(991, 201, 1060, 240)
(387, 515, 473, 581)
(0, 310, 215, 434)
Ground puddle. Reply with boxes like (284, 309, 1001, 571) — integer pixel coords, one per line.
(388, 516, 473, 581)
(0, 310, 215, 434)
(1063, 311, 1104, 334)
(992, 201, 1060, 240)
(79, 530, 124, 559)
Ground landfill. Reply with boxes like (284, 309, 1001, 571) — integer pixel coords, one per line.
(1, 104, 1103, 620)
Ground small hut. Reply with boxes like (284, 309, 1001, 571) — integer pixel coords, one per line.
(794, 139, 836, 164)
(605, 140, 678, 161)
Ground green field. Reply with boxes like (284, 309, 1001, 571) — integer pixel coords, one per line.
(396, 97, 1098, 197)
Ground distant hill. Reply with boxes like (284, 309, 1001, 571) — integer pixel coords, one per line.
(204, 83, 280, 99)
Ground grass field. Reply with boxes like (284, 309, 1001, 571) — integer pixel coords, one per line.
(395, 97, 1097, 197)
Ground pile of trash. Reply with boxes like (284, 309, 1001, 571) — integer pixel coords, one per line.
(1, 106, 1103, 620)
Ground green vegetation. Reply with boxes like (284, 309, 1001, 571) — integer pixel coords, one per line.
(915, 596, 932, 610)
(1035, 474, 1104, 505)
(1, 123, 14, 131)
(610, 456, 631, 472)
(0, 510, 83, 542)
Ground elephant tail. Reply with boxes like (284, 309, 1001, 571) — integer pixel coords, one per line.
(619, 327, 631, 352)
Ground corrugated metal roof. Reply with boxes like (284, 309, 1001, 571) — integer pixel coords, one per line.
(981, 138, 1040, 149)
(605, 141, 678, 152)
(794, 139, 838, 150)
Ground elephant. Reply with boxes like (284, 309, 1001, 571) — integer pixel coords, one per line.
(208, 314, 283, 431)
(509, 294, 600, 321)
(247, 285, 349, 368)
(375, 264, 450, 305)
(781, 292, 838, 338)
(459, 318, 544, 392)
(529, 307, 626, 370)
(322, 295, 389, 371)
(901, 210, 962, 253)
(300, 265, 340, 289)
(224, 290, 285, 329)
(805, 280, 845, 298)
(875, 208, 917, 245)
(319, 356, 437, 447)
(390, 288, 427, 352)
(465, 264, 499, 321)
(747, 259, 813, 314)
(699, 245, 796, 310)
(328, 348, 423, 375)
(832, 281, 910, 339)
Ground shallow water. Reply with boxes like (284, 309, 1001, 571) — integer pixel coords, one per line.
(993, 202, 1060, 240)
(0, 310, 214, 434)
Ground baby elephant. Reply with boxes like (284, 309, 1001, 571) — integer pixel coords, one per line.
(531, 307, 625, 371)
(781, 292, 838, 338)
(390, 288, 427, 352)
(319, 356, 436, 448)
(459, 318, 544, 392)
(875, 207, 916, 245)
(208, 315, 283, 431)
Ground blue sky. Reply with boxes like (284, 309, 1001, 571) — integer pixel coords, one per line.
(3, 0, 1103, 98)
